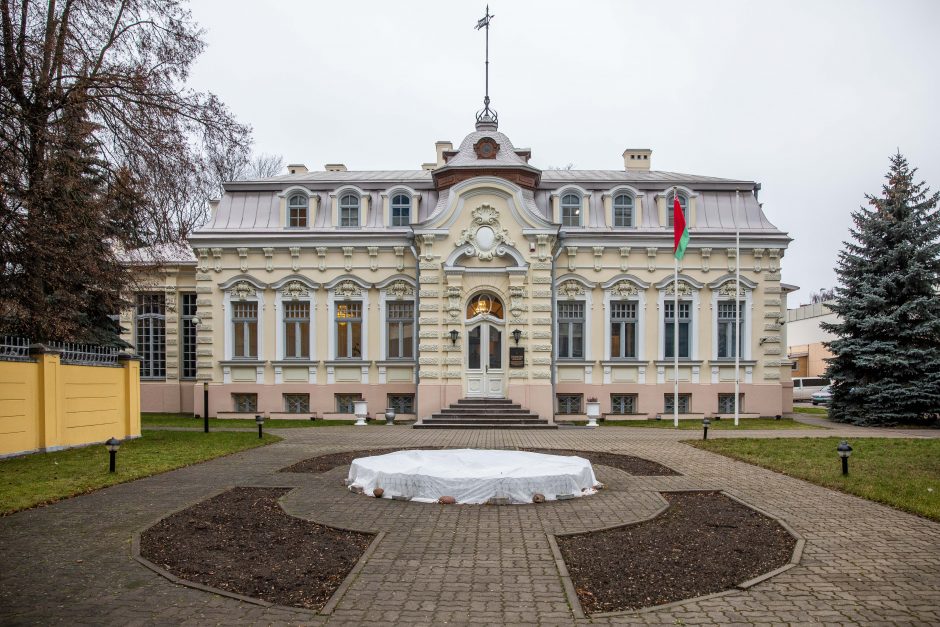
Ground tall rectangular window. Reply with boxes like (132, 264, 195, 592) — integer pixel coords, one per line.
(561, 194, 581, 227)
(284, 301, 310, 359)
(180, 293, 197, 379)
(557, 301, 585, 359)
(386, 301, 414, 359)
(664, 301, 691, 359)
(136, 293, 166, 379)
(232, 301, 258, 359)
(336, 301, 362, 359)
(610, 301, 637, 359)
(613, 194, 634, 227)
(717, 301, 745, 358)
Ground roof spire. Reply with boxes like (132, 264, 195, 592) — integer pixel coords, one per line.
(474, 5, 498, 130)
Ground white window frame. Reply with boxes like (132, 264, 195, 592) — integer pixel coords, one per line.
(273, 277, 318, 361)
(612, 192, 636, 228)
(601, 276, 649, 360)
(221, 277, 266, 362)
(377, 276, 417, 361)
(287, 193, 308, 228)
(136, 292, 166, 380)
(560, 193, 582, 228)
(553, 275, 593, 362)
(709, 276, 755, 361)
(326, 276, 370, 360)
(655, 275, 703, 360)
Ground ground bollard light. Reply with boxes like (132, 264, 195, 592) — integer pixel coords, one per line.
(105, 437, 121, 473)
(837, 440, 852, 475)
(255, 414, 265, 439)
(702, 418, 710, 440)
(203, 381, 210, 433)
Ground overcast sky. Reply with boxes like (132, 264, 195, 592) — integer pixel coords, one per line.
(186, 0, 939, 305)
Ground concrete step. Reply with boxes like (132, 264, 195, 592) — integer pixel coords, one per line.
(453, 398, 516, 405)
(438, 407, 530, 414)
(413, 423, 557, 430)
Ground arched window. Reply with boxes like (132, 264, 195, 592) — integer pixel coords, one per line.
(466, 293, 504, 320)
(339, 193, 360, 227)
(288, 193, 308, 228)
(391, 193, 410, 226)
(561, 193, 581, 227)
(668, 193, 688, 228)
(613, 193, 634, 227)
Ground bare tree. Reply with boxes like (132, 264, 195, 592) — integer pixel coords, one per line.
(0, 0, 251, 341)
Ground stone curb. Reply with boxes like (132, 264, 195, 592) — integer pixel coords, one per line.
(129, 484, 383, 617)
(548, 489, 806, 618)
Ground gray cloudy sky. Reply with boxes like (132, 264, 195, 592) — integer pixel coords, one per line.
(186, 0, 939, 305)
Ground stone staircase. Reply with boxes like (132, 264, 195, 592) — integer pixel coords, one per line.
(413, 398, 557, 429)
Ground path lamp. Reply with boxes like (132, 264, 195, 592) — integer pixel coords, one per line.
(449, 329, 459, 346)
(702, 418, 711, 441)
(105, 437, 121, 473)
(837, 440, 852, 475)
(354, 399, 368, 427)
(255, 414, 265, 439)
(511, 329, 522, 345)
(385, 407, 396, 426)
(203, 381, 209, 433)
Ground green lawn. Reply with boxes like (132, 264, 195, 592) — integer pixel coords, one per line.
(793, 406, 829, 415)
(142, 413, 357, 428)
(600, 418, 822, 430)
(690, 437, 940, 521)
(0, 430, 281, 515)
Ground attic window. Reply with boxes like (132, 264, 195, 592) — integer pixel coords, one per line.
(473, 137, 500, 159)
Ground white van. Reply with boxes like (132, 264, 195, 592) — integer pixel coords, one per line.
(792, 377, 830, 401)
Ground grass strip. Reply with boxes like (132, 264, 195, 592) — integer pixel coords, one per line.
(600, 418, 821, 430)
(143, 413, 355, 428)
(0, 430, 281, 515)
(689, 437, 940, 521)
(792, 406, 829, 415)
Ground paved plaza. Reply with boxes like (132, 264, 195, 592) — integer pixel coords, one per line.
(1, 422, 939, 626)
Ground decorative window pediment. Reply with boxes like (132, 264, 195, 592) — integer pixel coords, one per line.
(231, 280, 257, 301)
(385, 279, 415, 300)
(334, 280, 362, 298)
(558, 280, 585, 300)
(282, 280, 310, 301)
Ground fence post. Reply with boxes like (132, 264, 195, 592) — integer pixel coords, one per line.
(29, 344, 62, 451)
(118, 354, 142, 438)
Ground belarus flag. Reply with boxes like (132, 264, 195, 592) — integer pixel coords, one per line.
(673, 193, 690, 260)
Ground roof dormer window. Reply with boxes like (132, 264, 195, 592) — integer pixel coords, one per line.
(613, 193, 635, 228)
(288, 193, 308, 228)
(561, 193, 582, 227)
(339, 193, 360, 227)
(391, 194, 411, 226)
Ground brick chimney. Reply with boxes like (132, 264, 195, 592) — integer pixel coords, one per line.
(623, 149, 652, 171)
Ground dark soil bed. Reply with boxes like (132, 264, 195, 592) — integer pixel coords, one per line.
(281, 447, 677, 476)
(139, 487, 374, 610)
(520, 448, 680, 476)
(556, 491, 795, 614)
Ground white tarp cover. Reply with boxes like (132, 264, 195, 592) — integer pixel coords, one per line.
(347, 449, 600, 504)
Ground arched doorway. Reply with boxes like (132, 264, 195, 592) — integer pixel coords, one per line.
(465, 293, 505, 398)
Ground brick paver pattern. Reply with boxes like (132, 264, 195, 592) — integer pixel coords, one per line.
(1, 422, 938, 626)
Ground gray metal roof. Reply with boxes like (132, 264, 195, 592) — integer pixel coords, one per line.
(441, 129, 534, 169)
(539, 169, 754, 186)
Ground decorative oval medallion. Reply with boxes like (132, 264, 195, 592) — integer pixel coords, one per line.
(476, 225, 496, 250)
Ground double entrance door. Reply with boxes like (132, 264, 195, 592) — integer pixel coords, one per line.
(465, 322, 504, 398)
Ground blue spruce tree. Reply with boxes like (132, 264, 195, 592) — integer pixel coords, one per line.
(823, 153, 940, 425)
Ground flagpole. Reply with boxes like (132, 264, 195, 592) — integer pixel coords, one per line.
(673, 188, 679, 429)
(734, 189, 741, 427)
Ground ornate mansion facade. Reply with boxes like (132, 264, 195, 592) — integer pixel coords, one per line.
(126, 116, 794, 422)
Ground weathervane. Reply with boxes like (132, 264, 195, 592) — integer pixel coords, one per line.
(475, 5, 498, 128)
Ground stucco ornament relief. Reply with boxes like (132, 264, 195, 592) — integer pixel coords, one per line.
(558, 280, 585, 300)
(509, 285, 526, 318)
(664, 281, 694, 297)
(230, 281, 256, 301)
(446, 286, 462, 319)
(282, 280, 309, 301)
(609, 280, 640, 298)
(455, 204, 515, 261)
(333, 280, 362, 298)
(718, 282, 748, 299)
(386, 280, 415, 300)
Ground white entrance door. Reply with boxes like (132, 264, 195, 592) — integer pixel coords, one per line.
(465, 323, 505, 398)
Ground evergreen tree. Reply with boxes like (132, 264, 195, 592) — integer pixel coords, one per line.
(823, 153, 940, 425)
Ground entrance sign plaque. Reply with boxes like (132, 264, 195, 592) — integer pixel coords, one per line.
(509, 347, 525, 368)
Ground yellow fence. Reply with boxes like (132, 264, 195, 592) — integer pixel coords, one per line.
(0, 348, 140, 457)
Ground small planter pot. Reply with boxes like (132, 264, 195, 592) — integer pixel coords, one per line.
(353, 399, 368, 427)
(384, 408, 396, 426)
(585, 401, 600, 428)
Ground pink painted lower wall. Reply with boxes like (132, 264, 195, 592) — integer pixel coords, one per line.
(554, 383, 788, 418)
(191, 383, 418, 419)
(140, 381, 196, 414)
